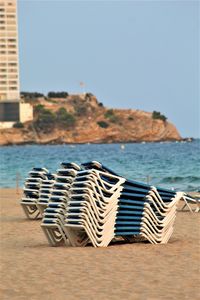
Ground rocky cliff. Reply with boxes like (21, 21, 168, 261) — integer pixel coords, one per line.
(0, 94, 181, 145)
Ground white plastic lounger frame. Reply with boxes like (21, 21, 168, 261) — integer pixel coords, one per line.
(20, 168, 50, 219)
(41, 163, 81, 246)
(21, 198, 41, 219)
(178, 194, 200, 213)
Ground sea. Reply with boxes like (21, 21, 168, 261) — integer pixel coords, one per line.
(0, 139, 199, 192)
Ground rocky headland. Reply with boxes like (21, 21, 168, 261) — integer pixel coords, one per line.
(0, 93, 182, 145)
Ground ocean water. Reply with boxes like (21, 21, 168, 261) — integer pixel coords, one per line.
(0, 140, 199, 191)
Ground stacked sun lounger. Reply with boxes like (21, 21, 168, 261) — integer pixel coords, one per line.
(64, 166, 125, 247)
(41, 161, 183, 247)
(37, 173, 56, 215)
(20, 167, 49, 219)
(63, 161, 183, 247)
(41, 162, 81, 246)
(21, 161, 183, 247)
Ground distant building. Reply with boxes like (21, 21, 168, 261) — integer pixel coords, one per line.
(0, 0, 19, 100)
(0, 0, 33, 128)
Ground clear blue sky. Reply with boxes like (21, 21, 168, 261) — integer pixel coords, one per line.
(18, 0, 199, 138)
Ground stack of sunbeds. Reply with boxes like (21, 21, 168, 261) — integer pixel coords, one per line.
(64, 165, 125, 247)
(21, 161, 183, 247)
(21, 168, 55, 219)
(37, 173, 56, 215)
(41, 162, 81, 246)
(42, 161, 183, 246)
(63, 161, 183, 247)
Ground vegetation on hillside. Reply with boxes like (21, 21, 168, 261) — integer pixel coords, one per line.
(33, 105, 76, 132)
(34, 104, 45, 114)
(13, 122, 24, 128)
(47, 92, 69, 98)
(104, 109, 120, 124)
(74, 102, 88, 116)
(97, 121, 109, 128)
(21, 92, 44, 99)
(34, 107, 56, 132)
(152, 111, 167, 122)
(56, 107, 76, 128)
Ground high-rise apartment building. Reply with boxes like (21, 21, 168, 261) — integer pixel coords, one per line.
(0, 0, 19, 101)
(0, 0, 33, 128)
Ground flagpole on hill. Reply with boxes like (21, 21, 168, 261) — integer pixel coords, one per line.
(79, 81, 86, 95)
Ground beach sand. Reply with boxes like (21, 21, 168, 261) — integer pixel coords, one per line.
(0, 188, 199, 300)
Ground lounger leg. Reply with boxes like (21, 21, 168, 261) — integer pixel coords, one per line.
(195, 200, 200, 213)
(21, 204, 32, 219)
(180, 197, 193, 213)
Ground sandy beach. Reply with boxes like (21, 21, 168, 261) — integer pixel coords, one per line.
(0, 188, 199, 300)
